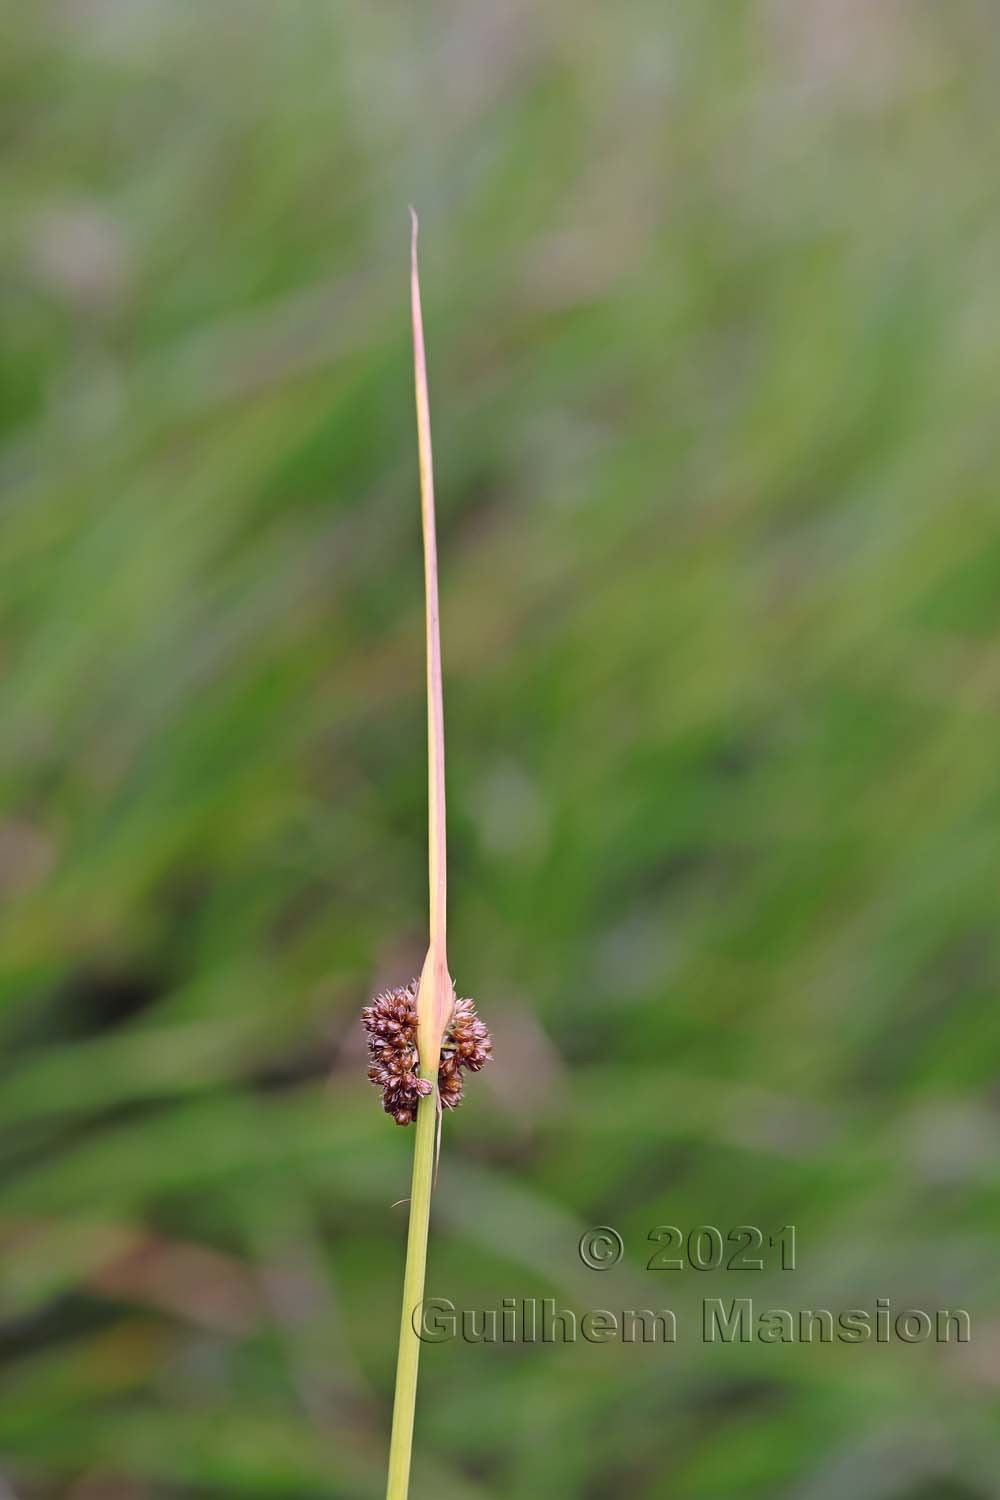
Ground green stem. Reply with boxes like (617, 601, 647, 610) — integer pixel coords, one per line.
(385, 1082, 438, 1500)
(386, 207, 448, 1500)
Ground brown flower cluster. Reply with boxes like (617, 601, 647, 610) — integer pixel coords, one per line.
(436, 996, 492, 1110)
(362, 981, 492, 1125)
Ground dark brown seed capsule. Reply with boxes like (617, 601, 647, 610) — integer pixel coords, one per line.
(361, 981, 492, 1124)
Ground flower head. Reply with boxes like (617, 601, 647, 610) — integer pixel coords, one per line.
(362, 981, 491, 1124)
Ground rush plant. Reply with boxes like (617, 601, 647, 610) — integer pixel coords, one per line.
(371, 211, 492, 1500)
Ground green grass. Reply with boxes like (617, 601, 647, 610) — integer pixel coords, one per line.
(2, 3, 1000, 1497)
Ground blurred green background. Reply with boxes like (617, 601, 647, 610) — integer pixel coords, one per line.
(2, 3, 1000, 1497)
